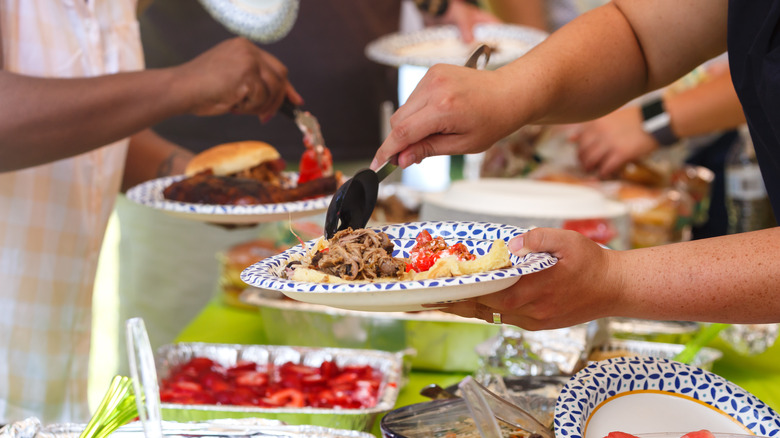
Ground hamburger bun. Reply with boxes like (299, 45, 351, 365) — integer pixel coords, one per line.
(185, 141, 281, 177)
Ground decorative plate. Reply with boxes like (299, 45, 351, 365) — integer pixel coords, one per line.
(554, 357, 780, 438)
(240, 221, 557, 312)
(125, 175, 331, 224)
(365, 23, 548, 68)
(196, 0, 299, 43)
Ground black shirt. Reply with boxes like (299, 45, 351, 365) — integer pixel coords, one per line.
(728, 0, 780, 217)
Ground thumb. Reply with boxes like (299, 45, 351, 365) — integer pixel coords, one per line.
(508, 228, 568, 257)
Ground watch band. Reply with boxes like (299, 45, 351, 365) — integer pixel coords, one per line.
(641, 97, 679, 147)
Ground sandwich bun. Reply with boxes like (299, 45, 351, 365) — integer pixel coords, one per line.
(185, 141, 281, 177)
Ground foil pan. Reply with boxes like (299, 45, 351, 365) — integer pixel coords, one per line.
(156, 343, 405, 432)
(6, 419, 375, 438)
(607, 317, 700, 344)
(588, 338, 722, 370)
(241, 289, 500, 372)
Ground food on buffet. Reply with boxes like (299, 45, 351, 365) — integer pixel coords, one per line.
(604, 431, 715, 438)
(218, 239, 284, 308)
(282, 228, 510, 283)
(561, 218, 617, 246)
(163, 141, 338, 205)
(159, 356, 384, 409)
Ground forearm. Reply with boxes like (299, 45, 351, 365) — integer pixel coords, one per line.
(483, 0, 548, 30)
(666, 69, 745, 138)
(122, 129, 193, 192)
(0, 68, 190, 171)
(498, 1, 727, 126)
(613, 228, 780, 323)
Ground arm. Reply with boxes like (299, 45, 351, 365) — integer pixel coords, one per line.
(0, 37, 302, 172)
(575, 68, 746, 177)
(121, 129, 193, 192)
(483, 0, 548, 31)
(372, 0, 728, 169)
(441, 226, 780, 330)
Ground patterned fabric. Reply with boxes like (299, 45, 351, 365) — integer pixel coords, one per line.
(0, 0, 143, 423)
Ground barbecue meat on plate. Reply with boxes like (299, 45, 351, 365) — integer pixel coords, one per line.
(162, 140, 338, 205)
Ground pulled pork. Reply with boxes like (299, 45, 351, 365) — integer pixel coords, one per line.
(309, 228, 407, 281)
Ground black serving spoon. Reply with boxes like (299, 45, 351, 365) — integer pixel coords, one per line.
(323, 44, 492, 239)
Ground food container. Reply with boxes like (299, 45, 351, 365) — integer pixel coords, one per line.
(420, 179, 631, 250)
(217, 239, 282, 309)
(155, 343, 405, 432)
(241, 289, 500, 372)
(588, 338, 722, 371)
(607, 318, 700, 345)
(13, 419, 376, 438)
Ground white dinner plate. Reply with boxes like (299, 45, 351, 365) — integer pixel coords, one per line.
(125, 175, 331, 225)
(365, 23, 548, 68)
(554, 357, 780, 438)
(240, 221, 557, 312)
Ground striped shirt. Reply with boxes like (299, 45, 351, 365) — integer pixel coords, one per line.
(0, 0, 143, 423)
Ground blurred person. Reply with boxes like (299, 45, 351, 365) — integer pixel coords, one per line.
(371, 0, 780, 330)
(0, 0, 300, 424)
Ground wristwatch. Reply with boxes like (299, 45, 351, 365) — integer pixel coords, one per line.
(641, 97, 679, 146)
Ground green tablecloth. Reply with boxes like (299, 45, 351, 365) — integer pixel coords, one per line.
(175, 299, 780, 435)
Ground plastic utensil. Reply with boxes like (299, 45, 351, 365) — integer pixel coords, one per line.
(673, 323, 730, 364)
(459, 377, 503, 438)
(322, 44, 492, 239)
(126, 317, 163, 438)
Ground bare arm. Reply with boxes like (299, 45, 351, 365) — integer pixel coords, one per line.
(121, 129, 193, 192)
(0, 37, 302, 172)
(483, 0, 548, 31)
(372, 0, 728, 169)
(668, 68, 744, 138)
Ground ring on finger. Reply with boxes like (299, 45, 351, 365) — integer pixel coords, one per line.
(492, 312, 503, 325)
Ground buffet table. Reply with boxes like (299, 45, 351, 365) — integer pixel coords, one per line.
(175, 299, 780, 436)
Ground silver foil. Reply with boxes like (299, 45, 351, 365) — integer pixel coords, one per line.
(607, 318, 700, 344)
(240, 289, 501, 372)
(588, 338, 722, 370)
(156, 343, 405, 432)
(14, 419, 375, 438)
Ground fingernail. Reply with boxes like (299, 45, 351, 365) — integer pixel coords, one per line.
(508, 235, 525, 253)
(370, 158, 379, 170)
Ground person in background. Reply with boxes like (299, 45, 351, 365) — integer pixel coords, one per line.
(571, 65, 747, 238)
(371, 0, 780, 330)
(0, 0, 299, 424)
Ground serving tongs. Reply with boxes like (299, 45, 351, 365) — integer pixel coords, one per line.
(323, 44, 493, 239)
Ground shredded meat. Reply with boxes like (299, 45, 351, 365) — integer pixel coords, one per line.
(311, 228, 407, 281)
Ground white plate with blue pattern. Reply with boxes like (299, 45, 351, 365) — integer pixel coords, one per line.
(126, 175, 331, 224)
(554, 357, 780, 438)
(240, 221, 557, 312)
(365, 23, 548, 68)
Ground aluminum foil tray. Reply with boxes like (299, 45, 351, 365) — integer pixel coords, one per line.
(4, 419, 376, 438)
(155, 343, 405, 432)
(241, 289, 500, 372)
(588, 338, 722, 370)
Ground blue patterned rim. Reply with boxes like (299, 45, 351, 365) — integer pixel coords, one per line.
(554, 357, 780, 437)
(125, 174, 331, 216)
(240, 221, 557, 293)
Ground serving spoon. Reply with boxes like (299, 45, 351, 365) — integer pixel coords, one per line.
(323, 44, 492, 239)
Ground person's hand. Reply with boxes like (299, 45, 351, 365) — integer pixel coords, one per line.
(371, 65, 521, 170)
(435, 228, 623, 331)
(173, 37, 303, 123)
(570, 105, 659, 178)
(427, 0, 502, 43)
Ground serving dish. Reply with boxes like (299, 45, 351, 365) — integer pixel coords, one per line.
(125, 174, 331, 224)
(155, 343, 405, 432)
(240, 221, 557, 312)
(588, 338, 722, 371)
(365, 23, 548, 68)
(554, 357, 780, 438)
(240, 289, 501, 372)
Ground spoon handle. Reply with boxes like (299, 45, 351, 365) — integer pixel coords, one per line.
(375, 154, 399, 183)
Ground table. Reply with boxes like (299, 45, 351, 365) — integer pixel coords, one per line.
(176, 299, 780, 435)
